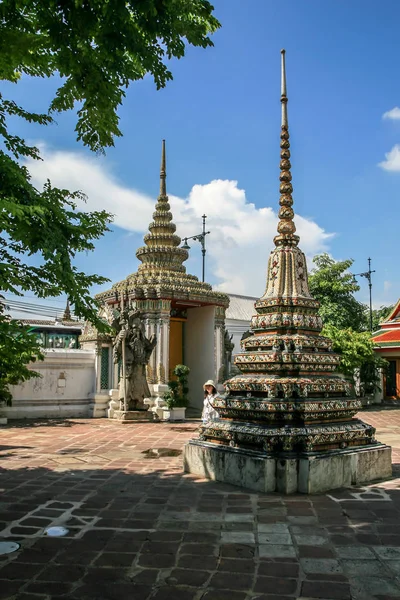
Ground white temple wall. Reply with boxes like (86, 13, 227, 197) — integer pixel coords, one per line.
(6, 349, 96, 419)
(185, 305, 216, 411)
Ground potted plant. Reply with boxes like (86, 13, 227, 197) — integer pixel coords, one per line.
(0, 386, 11, 425)
(162, 364, 190, 421)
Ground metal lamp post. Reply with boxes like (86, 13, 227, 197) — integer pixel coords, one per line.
(355, 258, 376, 332)
(181, 214, 210, 282)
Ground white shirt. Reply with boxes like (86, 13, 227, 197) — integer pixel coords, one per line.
(202, 393, 219, 423)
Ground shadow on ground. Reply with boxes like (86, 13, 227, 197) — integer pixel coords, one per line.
(0, 417, 400, 600)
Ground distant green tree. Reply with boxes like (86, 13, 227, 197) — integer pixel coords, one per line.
(0, 0, 220, 403)
(309, 254, 367, 332)
(371, 305, 394, 332)
(322, 324, 387, 397)
(309, 254, 391, 397)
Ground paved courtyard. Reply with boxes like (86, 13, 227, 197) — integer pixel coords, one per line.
(1, 408, 400, 600)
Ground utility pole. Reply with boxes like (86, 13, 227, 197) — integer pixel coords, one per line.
(201, 214, 207, 283)
(181, 214, 210, 283)
(355, 258, 376, 332)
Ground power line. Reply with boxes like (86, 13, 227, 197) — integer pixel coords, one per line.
(4, 293, 68, 305)
(1, 297, 79, 321)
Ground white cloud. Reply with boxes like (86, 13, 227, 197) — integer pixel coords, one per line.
(26, 144, 155, 231)
(383, 107, 400, 120)
(378, 144, 400, 172)
(384, 280, 392, 294)
(25, 146, 334, 296)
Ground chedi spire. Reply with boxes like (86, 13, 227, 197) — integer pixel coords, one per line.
(274, 49, 299, 248)
(187, 50, 382, 476)
(135, 139, 188, 275)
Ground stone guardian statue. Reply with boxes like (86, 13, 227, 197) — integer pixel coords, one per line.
(112, 307, 157, 411)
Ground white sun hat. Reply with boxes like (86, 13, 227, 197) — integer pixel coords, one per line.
(203, 379, 216, 390)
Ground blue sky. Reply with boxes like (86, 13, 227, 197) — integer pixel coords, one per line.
(5, 0, 400, 316)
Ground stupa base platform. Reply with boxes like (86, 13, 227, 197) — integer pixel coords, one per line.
(183, 440, 392, 494)
(112, 410, 154, 423)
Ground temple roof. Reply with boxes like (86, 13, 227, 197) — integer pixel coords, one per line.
(373, 299, 400, 348)
(373, 329, 400, 345)
(226, 294, 257, 321)
(381, 299, 400, 324)
(19, 319, 82, 329)
(96, 140, 229, 307)
(372, 298, 400, 349)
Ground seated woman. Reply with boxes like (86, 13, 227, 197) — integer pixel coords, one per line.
(202, 379, 219, 424)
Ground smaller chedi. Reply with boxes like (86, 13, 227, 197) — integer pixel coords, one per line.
(184, 50, 392, 494)
(80, 140, 229, 419)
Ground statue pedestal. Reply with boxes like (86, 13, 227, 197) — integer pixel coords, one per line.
(113, 410, 154, 423)
(183, 440, 392, 495)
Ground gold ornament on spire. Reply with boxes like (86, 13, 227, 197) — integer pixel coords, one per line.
(274, 49, 300, 248)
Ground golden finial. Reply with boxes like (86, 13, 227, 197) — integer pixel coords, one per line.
(274, 49, 300, 247)
(281, 49, 288, 127)
(160, 139, 166, 196)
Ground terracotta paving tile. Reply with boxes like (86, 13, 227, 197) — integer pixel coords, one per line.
(0, 411, 400, 599)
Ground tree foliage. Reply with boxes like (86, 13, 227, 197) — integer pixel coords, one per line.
(322, 324, 387, 397)
(309, 253, 367, 331)
(0, 0, 220, 152)
(371, 305, 394, 332)
(0, 0, 220, 403)
(309, 254, 392, 397)
(164, 364, 190, 409)
(323, 323, 376, 376)
(0, 299, 43, 406)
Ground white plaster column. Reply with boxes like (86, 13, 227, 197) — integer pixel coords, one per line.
(156, 317, 164, 383)
(95, 344, 102, 393)
(149, 315, 170, 418)
(112, 354, 118, 389)
(214, 323, 224, 388)
(154, 315, 170, 384)
(150, 316, 158, 383)
(163, 316, 170, 383)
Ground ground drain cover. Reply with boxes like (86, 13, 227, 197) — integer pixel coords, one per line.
(0, 541, 20, 555)
(45, 526, 69, 537)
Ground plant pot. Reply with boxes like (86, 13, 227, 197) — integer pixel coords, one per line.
(159, 407, 186, 422)
(0, 404, 7, 425)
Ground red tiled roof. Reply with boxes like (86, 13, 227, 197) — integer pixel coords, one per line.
(373, 329, 400, 344)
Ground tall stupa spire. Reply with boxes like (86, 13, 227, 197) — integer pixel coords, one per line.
(185, 49, 388, 495)
(274, 49, 299, 248)
(160, 139, 167, 196)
